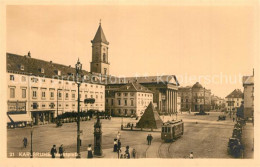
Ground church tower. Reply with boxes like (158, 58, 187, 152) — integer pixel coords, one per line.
(90, 22, 110, 75)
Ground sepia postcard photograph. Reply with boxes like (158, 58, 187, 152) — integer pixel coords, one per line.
(0, 0, 259, 167)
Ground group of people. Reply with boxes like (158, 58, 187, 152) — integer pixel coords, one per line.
(112, 131, 136, 159)
(147, 134, 153, 145)
(50, 144, 93, 159)
(50, 144, 64, 158)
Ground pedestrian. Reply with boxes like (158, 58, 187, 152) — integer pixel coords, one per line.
(113, 139, 118, 152)
(59, 144, 64, 158)
(149, 134, 153, 145)
(147, 134, 150, 145)
(50, 145, 57, 158)
(117, 140, 122, 152)
(233, 117, 235, 122)
(87, 144, 93, 158)
(23, 137, 27, 148)
(189, 152, 193, 159)
(132, 148, 136, 158)
(125, 146, 130, 159)
(117, 131, 121, 140)
(131, 123, 134, 130)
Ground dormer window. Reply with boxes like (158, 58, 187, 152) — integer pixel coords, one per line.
(41, 68, 45, 73)
(55, 70, 61, 75)
(20, 65, 24, 71)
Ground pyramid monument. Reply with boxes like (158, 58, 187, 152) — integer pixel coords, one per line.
(136, 102, 163, 129)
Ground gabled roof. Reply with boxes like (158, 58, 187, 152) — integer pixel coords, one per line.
(136, 102, 163, 129)
(116, 82, 153, 93)
(6, 53, 100, 83)
(107, 75, 179, 86)
(226, 89, 243, 98)
(91, 24, 109, 45)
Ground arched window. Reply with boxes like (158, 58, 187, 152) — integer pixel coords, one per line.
(103, 53, 106, 62)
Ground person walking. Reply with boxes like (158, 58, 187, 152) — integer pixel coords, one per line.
(149, 134, 153, 145)
(113, 139, 118, 152)
(23, 137, 27, 148)
(50, 145, 57, 158)
(147, 134, 150, 145)
(87, 144, 93, 158)
(117, 131, 121, 140)
(189, 152, 193, 159)
(132, 148, 136, 158)
(117, 140, 122, 152)
(233, 117, 235, 122)
(59, 144, 64, 158)
(125, 146, 130, 159)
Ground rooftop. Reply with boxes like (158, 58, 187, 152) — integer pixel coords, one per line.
(226, 89, 243, 98)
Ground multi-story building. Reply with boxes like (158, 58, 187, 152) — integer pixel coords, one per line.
(178, 82, 211, 112)
(106, 82, 153, 117)
(211, 95, 225, 110)
(242, 72, 254, 119)
(178, 86, 192, 112)
(225, 89, 243, 114)
(106, 75, 179, 115)
(7, 53, 105, 126)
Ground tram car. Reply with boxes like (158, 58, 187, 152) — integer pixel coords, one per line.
(161, 120, 184, 142)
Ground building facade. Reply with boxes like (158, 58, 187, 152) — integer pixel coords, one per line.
(242, 73, 254, 119)
(106, 75, 179, 115)
(225, 89, 243, 113)
(105, 82, 153, 117)
(7, 52, 105, 126)
(178, 82, 211, 112)
(211, 95, 225, 110)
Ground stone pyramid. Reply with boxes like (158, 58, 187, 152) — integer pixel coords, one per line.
(136, 102, 163, 129)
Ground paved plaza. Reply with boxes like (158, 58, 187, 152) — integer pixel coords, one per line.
(7, 112, 253, 159)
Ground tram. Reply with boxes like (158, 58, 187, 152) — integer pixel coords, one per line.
(161, 120, 184, 142)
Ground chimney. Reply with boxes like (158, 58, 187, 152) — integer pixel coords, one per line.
(28, 51, 31, 58)
(253, 68, 254, 76)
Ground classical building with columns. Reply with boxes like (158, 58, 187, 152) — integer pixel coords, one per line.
(106, 75, 179, 115)
(87, 23, 180, 116)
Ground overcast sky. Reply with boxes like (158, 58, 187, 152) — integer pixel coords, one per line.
(6, 3, 257, 98)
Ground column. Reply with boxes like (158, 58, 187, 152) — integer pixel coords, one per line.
(171, 90, 174, 114)
(174, 90, 178, 112)
(169, 90, 171, 114)
(166, 90, 168, 113)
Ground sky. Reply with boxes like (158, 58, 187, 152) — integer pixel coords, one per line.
(6, 3, 257, 98)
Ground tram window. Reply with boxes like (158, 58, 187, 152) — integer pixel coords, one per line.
(167, 127, 171, 132)
(162, 127, 164, 132)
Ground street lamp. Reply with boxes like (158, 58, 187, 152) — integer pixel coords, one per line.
(30, 121, 33, 158)
(75, 58, 82, 158)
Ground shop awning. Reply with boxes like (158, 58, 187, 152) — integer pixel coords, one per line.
(7, 114, 32, 123)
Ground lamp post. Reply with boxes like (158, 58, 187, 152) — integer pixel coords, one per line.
(57, 89, 59, 120)
(75, 58, 82, 158)
(30, 121, 33, 158)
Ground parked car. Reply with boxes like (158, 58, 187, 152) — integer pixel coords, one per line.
(228, 138, 243, 158)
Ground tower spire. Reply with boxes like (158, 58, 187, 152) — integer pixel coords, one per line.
(99, 19, 101, 25)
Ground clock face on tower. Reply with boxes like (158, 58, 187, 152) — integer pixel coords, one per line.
(95, 128, 100, 132)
